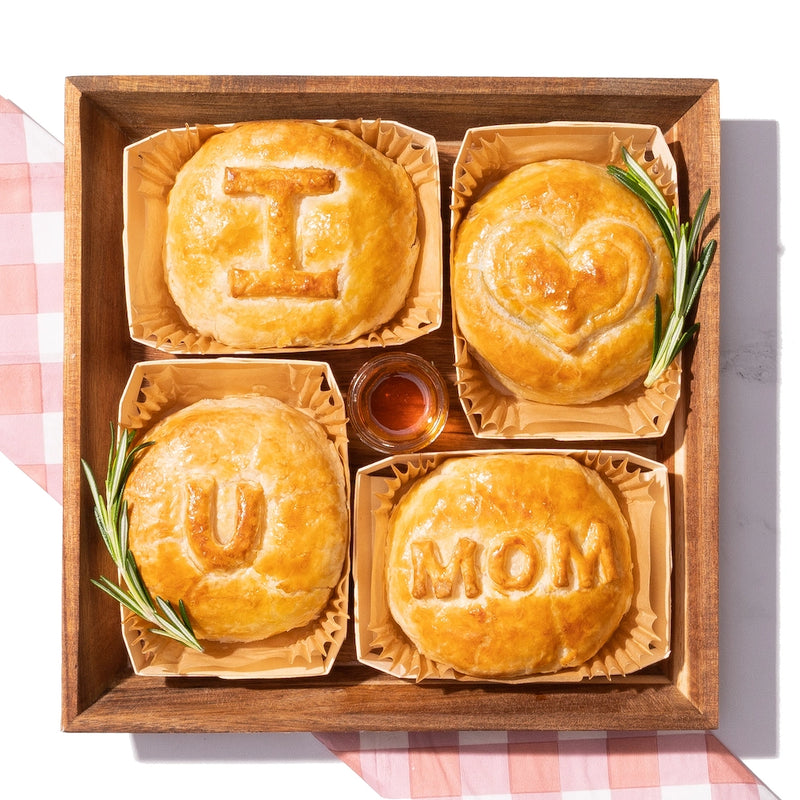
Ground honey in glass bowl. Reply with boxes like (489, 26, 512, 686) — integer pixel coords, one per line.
(348, 352, 449, 454)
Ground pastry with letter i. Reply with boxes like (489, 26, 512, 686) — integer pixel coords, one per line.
(123, 395, 349, 643)
(452, 159, 673, 404)
(164, 120, 419, 349)
(385, 452, 634, 678)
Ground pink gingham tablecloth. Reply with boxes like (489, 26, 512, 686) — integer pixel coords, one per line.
(316, 730, 775, 799)
(0, 94, 777, 800)
(0, 95, 63, 503)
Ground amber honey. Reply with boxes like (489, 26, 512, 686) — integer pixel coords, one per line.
(348, 353, 449, 453)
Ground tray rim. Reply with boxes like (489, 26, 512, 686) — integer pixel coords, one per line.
(61, 74, 720, 734)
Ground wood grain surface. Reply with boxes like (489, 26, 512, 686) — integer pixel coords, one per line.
(62, 75, 720, 733)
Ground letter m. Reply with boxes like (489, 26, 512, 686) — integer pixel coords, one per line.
(410, 538, 479, 599)
(550, 521, 620, 589)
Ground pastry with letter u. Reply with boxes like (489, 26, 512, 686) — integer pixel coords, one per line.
(385, 452, 634, 678)
(165, 120, 419, 349)
(452, 159, 673, 404)
(123, 395, 349, 643)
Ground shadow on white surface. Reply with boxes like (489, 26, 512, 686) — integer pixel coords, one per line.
(131, 732, 339, 762)
(716, 119, 780, 759)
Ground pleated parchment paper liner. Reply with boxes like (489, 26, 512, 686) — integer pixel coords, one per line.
(123, 118, 442, 354)
(115, 358, 351, 678)
(354, 448, 671, 684)
(450, 121, 681, 441)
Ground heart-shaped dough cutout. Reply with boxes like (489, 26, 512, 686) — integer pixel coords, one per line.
(484, 215, 654, 353)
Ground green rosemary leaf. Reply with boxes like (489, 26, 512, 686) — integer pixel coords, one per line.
(177, 600, 194, 631)
(687, 189, 712, 256)
(122, 551, 152, 608)
(652, 294, 663, 363)
(81, 455, 102, 507)
(118, 503, 129, 560)
(610, 154, 677, 256)
(609, 148, 716, 387)
(91, 576, 148, 618)
(152, 596, 203, 649)
(686, 239, 717, 312)
(83, 426, 204, 652)
(673, 233, 689, 314)
(620, 150, 673, 219)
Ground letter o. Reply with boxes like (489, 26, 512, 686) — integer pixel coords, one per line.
(488, 533, 539, 591)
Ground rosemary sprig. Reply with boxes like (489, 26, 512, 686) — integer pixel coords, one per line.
(608, 147, 717, 387)
(81, 424, 203, 651)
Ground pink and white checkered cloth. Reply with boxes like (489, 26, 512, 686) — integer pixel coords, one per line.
(0, 95, 63, 503)
(316, 730, 776, 799)
(0, 94, 777, 800)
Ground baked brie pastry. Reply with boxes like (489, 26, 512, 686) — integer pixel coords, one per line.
(164, 120, 419, 349)
(452, 159, 673, 404)
(123, 395, 349, 643)
(385, 453, 634, 678)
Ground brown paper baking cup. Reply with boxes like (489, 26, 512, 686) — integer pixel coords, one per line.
(353, 448, 671, 684)
(116, 358, 351, 679)
(450, 122, 681, 441)
(123, 118, 442, 354)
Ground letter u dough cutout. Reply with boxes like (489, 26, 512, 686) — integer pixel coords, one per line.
(165, 120, 419, 349)
(123, 395, 349, 643)
(385, 453, 634, 677)
(452, 159, 673, 404)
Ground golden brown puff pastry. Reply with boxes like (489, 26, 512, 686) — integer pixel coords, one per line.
(164, 120, 419, 349)
(385, 453, 633, 678)
(452, 159, 673, 404)
(123, 395, 349, 643)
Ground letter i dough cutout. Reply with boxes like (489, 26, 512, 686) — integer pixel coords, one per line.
(165, 120, 419, 349)
(385, 453, 634, 678)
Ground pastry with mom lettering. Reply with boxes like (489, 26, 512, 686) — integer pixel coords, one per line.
(165, 120, 419, 349)
(123, 395, 349, 643)
(385, 453, 633, 678)
(452, 159, 672, 404)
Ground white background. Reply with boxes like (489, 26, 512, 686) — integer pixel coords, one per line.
(1, 2, 796, 798)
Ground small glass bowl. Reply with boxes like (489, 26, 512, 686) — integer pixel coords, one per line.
(348, 352, 449, 454)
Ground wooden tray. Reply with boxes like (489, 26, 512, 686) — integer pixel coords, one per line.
(62, 75, 720, 733)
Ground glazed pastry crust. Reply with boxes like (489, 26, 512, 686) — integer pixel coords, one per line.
(124, 396, 349, 643)
(385, 453, 634, 678)
(165, 120, 419, 349)
(452, 159, 673, 404)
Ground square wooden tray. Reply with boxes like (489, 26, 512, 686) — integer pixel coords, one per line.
(62, 75, 720, 733)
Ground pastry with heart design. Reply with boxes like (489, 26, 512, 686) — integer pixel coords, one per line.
(123, 395, 349, 643)
(452, 159, 673, 404)
(164, 120, 419, 349)
(385, 452, 635, 678)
